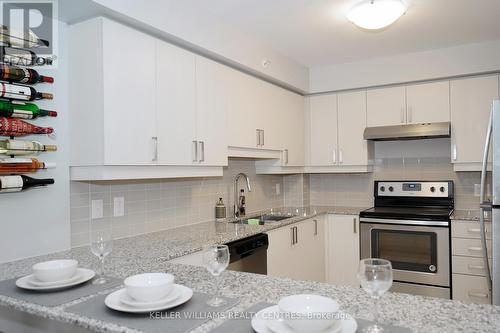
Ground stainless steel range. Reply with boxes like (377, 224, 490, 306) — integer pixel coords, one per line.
(360, 181, 454, 299)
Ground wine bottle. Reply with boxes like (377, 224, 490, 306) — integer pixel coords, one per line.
(0, 139, 57, 156)
(0, 82, 53, 101)
(0, 25, 49, 48)
(0, 100, 57, 119)
(0, 158, 55, 173)
(0, 175, 54, 193)
(1, 46, 53, 66)
(0, 63, 54, 84)
(0, 117, 54, 137)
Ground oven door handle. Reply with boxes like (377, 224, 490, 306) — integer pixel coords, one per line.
(359, 217, 449, 227)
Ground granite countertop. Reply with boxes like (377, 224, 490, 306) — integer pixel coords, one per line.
(1, 254, 499, 333)
(451, 209, 491, 222)
(2, 205, 498, 332)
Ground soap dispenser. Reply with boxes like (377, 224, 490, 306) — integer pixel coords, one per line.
(215, 197, 226, 220)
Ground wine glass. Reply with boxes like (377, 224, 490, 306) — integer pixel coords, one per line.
(90, 219, 113, 284)
(203, 244, 230, 307)
(357, 258, 393, 333)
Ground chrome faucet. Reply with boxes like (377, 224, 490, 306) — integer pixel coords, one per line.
(234, 173, 251, 218)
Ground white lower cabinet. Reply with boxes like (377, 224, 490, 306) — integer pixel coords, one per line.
(267, 217, 325, 282)
(325, 215, 360, 287)
(451, 220, 492, 304)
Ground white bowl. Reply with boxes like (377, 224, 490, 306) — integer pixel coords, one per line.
(278, 294, 340, 332)
(124, 273, 174, 302)
(32, 259, 78, 282)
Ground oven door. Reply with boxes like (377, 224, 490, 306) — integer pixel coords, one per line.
(360, 220, 450, 287)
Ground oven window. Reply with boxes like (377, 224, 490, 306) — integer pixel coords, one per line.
(371, 229, 437, 273)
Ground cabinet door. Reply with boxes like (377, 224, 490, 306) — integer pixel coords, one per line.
(195, 57, 228, 166)
(102, 20, 157, 165)
(337, 91, 369, 166)
(308, 94, 338, 166)
(299, 217, 326, 282)
(450, 75, 499, 164)
(266, 225, 298, 278)
(367, 86, 406, 127)
(226, 69, 262, 149)
(406, 81, 450, 124)
(156, 40, 197, 165)
(326, 215, 360, 287)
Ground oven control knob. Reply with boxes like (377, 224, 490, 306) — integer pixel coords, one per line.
(429, 265, 437, 272)
(430, 186, 436, 193)
(388, 186, 394, 192)
(440, 186, 445, 193)
(380, 186, 385, 192)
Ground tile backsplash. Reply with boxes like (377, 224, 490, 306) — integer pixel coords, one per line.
(70, 159, 284, 247)
(70, 140, 484, 247)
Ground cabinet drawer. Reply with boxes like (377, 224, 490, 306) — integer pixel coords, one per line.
(452, 256, 492, 276)
(452, 238, 492, 257)
(452, 274, 491, 304)
(452, 221, 491, 239)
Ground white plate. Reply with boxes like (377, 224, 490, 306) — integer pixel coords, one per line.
(105, 284, 193, 313)
(251, 305, 357, 333)
(119, 286, 181, 308)
(28, 272, 82, 287)
(16, 268, 96, 291)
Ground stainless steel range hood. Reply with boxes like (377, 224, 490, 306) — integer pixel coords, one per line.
(363, 122, 451, 141)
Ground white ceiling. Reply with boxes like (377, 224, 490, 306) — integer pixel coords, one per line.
(190, 0, 500, 67)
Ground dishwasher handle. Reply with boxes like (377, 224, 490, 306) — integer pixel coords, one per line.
(225, 233, 269, 263)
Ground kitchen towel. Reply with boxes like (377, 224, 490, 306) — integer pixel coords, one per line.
(0, 276, 121, 307)
(66, 291, 239, 333)
(208, 302, 412, 333)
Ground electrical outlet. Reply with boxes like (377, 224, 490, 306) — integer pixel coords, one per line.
(474, 184, 481, 197)
(275, 183, 281, 195)
(113, 197, 125, 217)
(91, 199, 103, 219)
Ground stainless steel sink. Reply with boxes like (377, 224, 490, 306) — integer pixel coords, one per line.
(231, 214, 295, 225)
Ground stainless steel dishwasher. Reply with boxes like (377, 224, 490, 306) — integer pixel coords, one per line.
(225, 233, 269, 275)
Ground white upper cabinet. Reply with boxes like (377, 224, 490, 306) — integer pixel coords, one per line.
(156, 40, 197, 166)
(406, 81, 450, 124)
(308, 94, 338, 166)
(102, 19, 158, 165)
(367, 86, 406, 127)
(451, 75, 499, 170)
(69, 18, 225, 180)
(195, 56, 228, 166)
(337, 90, 370, 166)
(307, 92, 372, 172)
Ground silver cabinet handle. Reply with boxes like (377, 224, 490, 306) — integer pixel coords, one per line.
(333, 149, 336, 164)
(256, 129, 261, 146)
(314, 219, 318, 236)
(468, 292, 489, 298)
(290, 227, 294, 245)
(468, 228, 481, 233)
(152, 137, 158, 161)
(339, 149, 343, 164)
(468, 264, 485, 270)
(192, 140, 198, 162)
(353, 217, 357, 234)
(284, 149, 289, 165)
(261, 130, 265, 146)
(198, 141, 205, 162)
(468, 246, 482, 252)
(452, 144, 457, 161)
(294, 226, 298, 244)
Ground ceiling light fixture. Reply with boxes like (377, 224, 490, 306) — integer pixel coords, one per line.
(347, 0, 406, 30)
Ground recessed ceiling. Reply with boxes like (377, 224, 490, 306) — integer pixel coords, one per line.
(189, 0, 500, 67)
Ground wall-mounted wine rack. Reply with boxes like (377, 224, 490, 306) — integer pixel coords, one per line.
(0, 35, 57, 194)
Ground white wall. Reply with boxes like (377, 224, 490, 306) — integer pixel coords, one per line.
(88, 0, 309, 92)
(0, 22, 71, 263)
(310, 39, 500, 93)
